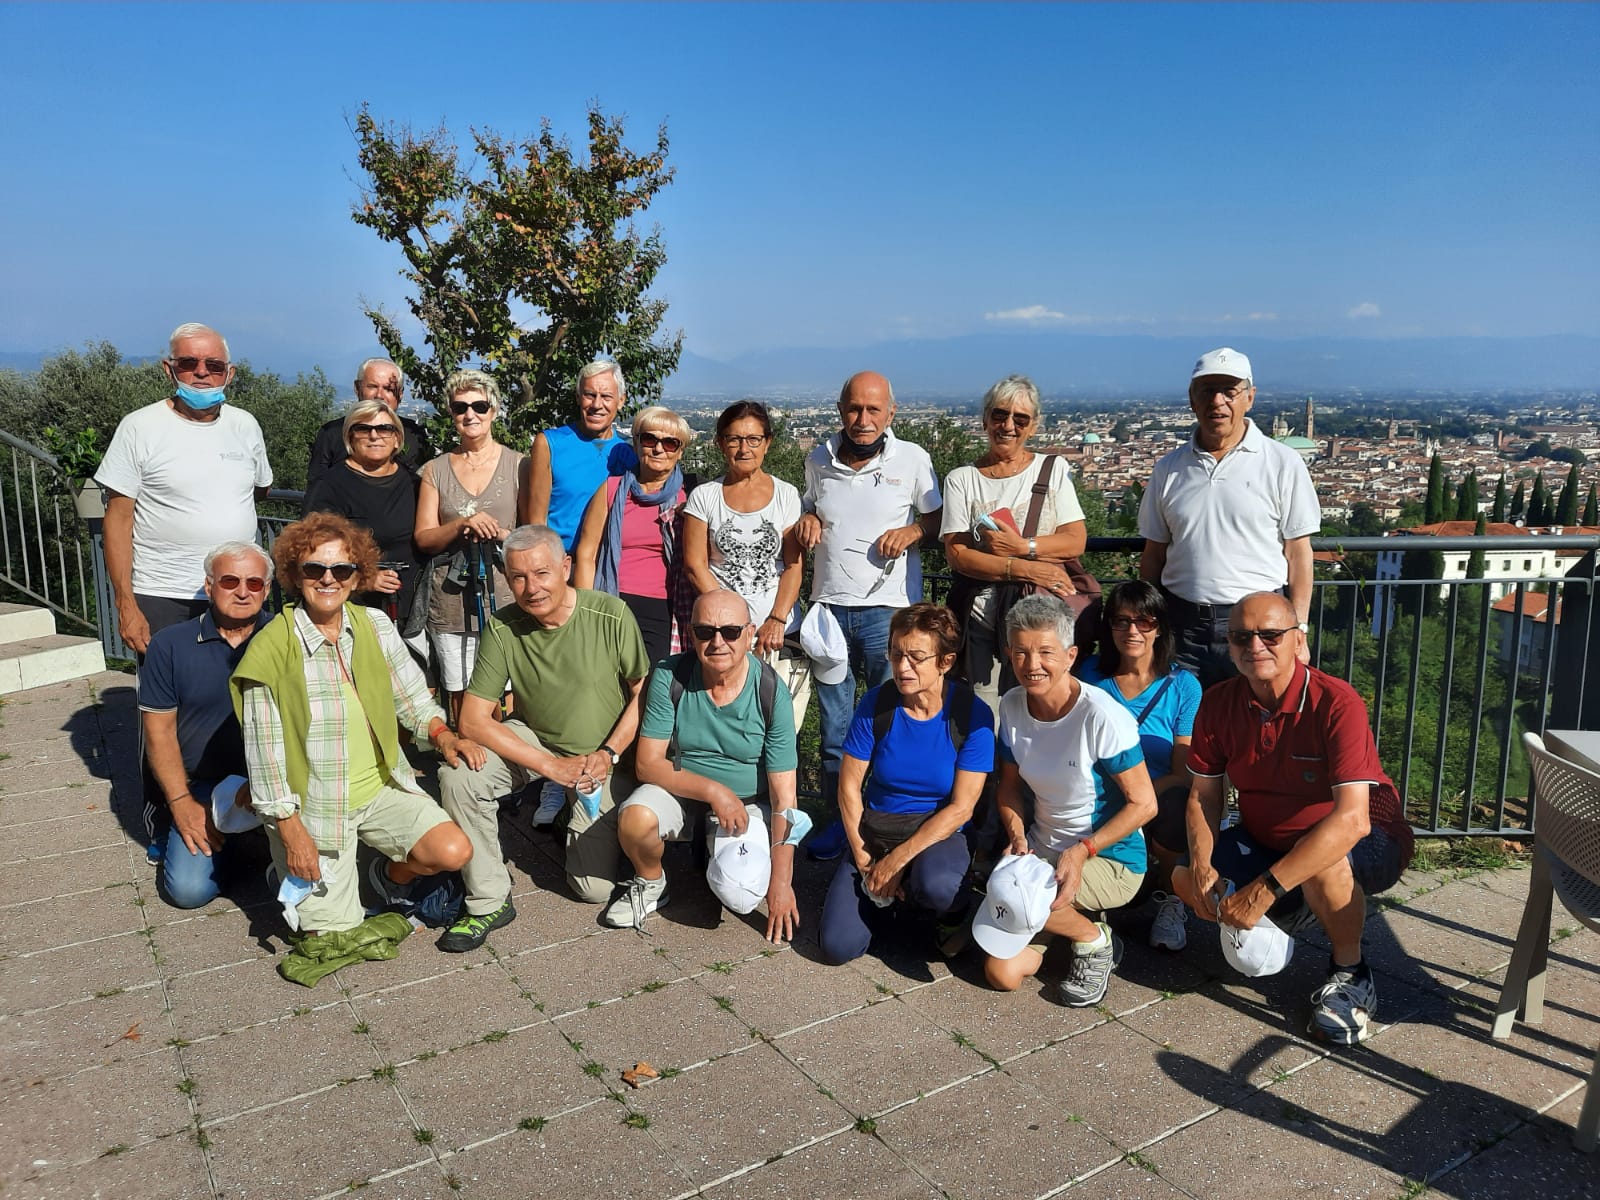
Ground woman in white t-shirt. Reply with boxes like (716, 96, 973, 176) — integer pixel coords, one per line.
(683, 401, 809, 728)
(940, 375, 1088, 710)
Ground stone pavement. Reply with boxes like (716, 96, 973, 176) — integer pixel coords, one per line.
(1, 672, 1596, 1200)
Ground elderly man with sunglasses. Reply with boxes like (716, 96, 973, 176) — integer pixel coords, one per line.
(96, 323, 274, 862)
(603, 590, 803, 936)
(794, 371, 942, 860)
(1172, 592, 1414, 1045)
(1138, 348, 1320, 688)
(305, 358, 434, 487)
(139, 542, 274, 909)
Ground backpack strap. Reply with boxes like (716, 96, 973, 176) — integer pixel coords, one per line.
(667, 651, 782, 774)
(1022, 455, 1058, 537)
(870, 677, 975, 759)
(1133, 672, 1176, 728)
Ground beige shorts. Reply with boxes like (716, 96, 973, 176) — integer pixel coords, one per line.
(264, 785, 451, 934)
(1026, 842, 1143, 955)
(620, 784, 767, 844)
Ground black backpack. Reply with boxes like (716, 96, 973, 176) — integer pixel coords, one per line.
(662, 651, 783, 771)
(869, 677, 977, 760)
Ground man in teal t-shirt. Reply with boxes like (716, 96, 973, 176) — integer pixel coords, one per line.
(605, 590, 804, 940)
(439, 525, 649, 949)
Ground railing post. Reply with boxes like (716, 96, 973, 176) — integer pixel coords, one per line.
(1551, 549, 1598, 731)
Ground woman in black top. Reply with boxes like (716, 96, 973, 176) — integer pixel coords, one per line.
(302, 399, 423, 634)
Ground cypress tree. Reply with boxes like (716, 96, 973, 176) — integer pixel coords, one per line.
(1425, 453, 1445, 523)
(1454, 471, 1479, 521)
(1555, 463, 1581, 525)
(1441, 477, 1455, 524)
(1490, 474, 1508, 523)
(1510, 480, 1526, 521)
(1528, 475, 1548, 526)
(1466, 513, 1488, 579)
(1584, 483, 1598, 527)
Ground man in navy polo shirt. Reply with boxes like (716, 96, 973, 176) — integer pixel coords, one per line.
(140, 541, 273, 908)
(1173, 592, 1414, 1045)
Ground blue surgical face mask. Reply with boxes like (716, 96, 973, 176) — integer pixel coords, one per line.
(174, 381, 227, 410)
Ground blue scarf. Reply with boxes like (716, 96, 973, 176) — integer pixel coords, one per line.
(594, 467, 684, 597)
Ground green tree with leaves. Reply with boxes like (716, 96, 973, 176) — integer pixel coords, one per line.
(1509, 480, 1526, 521)
(351, 102, 683, 439)
(1554, 462, 1582, 525)
(1424, 453, 1445, 523)
(1453, 470, 1479, 521)
(1490, 474, 1508, 522)
(1527, 474, 1548, 526)
(1584, 483, 1598, 527)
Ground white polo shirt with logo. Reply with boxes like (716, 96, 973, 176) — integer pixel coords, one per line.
(1137, 420, 1320, 605)
(802, 429, 941, 609)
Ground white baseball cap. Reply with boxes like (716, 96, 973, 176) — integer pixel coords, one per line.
(800, 603, 850, 686)
(972, 853, 1058, 959)
(210, 775, 261, 834)
(1220, 914, 1295, 978)
(1191, 347, 1253, 382)
(705, 812, 772, 915)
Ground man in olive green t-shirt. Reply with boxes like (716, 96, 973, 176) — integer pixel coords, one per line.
(438, 525, 649, 948)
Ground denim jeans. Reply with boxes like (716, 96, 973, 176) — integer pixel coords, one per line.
(158, 779, 231, 909)
(815, 604, 895, 813)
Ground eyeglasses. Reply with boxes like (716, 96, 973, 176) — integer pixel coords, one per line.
(169, 356, 229, 376)
(637, 432, 682, 453)
(691, 622, 749, 643)
(214, 574, 267, 593)
(1196, 381, 1252, 402)
(450, 399, 493, 415)
(1109, 615, 1159, 633)
(720, 433, 768, 449)
(1227, 627, 1293, 648)
(351, 423, 399, 437)
(987, 408, 1034, 429)
(299, 561, 359, 583)
(886, 648, 938, 666)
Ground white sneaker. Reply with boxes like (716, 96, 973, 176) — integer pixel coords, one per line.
(1149, 891, 1188, 951)
(532, 779, 566, 828)
(1308, 965, 1378, 1044)
(601, 875, 669, 930)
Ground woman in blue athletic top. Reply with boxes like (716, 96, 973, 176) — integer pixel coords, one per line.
(1077, 580, 1201, 951)
(522, 359, 638, 551)
(819, 603, 996, 965)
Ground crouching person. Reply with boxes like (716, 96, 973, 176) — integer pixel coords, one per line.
(983, 595, 1158, 1006)
(1172, 592, 1414, 1045)
(143, 541, 274, 908)
(232, 514, 478, 939)
(608, 590, 803, 940)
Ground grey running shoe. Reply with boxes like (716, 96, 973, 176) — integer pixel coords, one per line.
(366, 855, 413, 910)
(601, 875, 669, 930)
(1056, 921, 1120, 1007)
(532, 779, 566, 828)
(1149, 891, 1188, 951)
(1308, 966, 1377, 1044)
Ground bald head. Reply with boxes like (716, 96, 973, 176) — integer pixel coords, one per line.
(837, 371, 896, 448)
(692, 589, 752, 627)
(1230, 591, 1296, 634)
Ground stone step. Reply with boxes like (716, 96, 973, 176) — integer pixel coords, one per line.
(0, 603, 56, 645)
(0, 633, 107, 695)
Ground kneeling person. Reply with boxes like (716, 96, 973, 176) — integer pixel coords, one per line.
(1173, 591, 1414, 1045)
(610, 590, 802, 940)
(985, 595, 1158, 1005)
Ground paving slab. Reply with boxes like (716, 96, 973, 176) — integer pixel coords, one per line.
(0, 928, 158, 1011)
(553, 977, 755, 1077)
(0, 984, 174, 1086)
(685, 943, 882, 1039)
(699, 1126, 943, 1200)
(165, 956, 317, 1041)
(508, 929, 687, 1017)
(0, 887, 149, 955)
(8, 1130, 215, 1200)
(354, 963, 544, 1064)
(185, 1007, 376, 1120)
(0, 844, 136, 908)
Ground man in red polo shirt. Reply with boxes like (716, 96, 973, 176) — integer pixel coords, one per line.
(1173, 592, 1413, 1044)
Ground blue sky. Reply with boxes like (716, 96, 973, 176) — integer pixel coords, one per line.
(1, 2, 1595, 375)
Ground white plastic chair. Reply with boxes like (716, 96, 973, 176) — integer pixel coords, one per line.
(1492, 731, 1600, 1152)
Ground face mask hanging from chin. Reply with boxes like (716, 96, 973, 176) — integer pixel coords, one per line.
(174, 381, 227, 410)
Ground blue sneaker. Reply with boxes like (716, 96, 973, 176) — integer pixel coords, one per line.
(805, 818, 847, 862)
(146, 840, 164, 866)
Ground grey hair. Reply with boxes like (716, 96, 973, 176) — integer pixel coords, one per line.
(168, 322, 231, 361)
(838, 371, 896, 409)
(356, 357, 405, 396)
(204, 540, 270, 578)
(342, 399, 405, 459)
(503, 524, 566, 561)
(630, 405, 694, 446)
(981, 375, 1041, 425)
(576, 359, 626, 398)
(1004, 593, 1076, 649)
(444, 368, 501, 408)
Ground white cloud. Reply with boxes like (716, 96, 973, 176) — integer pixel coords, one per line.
(985, 304, 1068, 323)
(1347, 301, 1382, 320)
(1246, 311, 1278, 322)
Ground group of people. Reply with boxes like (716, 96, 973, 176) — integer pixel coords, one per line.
(98, 325, 1413, 1046)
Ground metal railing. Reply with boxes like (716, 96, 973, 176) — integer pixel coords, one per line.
(3, 427, 1595, 837)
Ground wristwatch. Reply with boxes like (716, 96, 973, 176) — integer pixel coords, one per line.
(598, 744, 620, 766)
(1026, 537, 1038, 560)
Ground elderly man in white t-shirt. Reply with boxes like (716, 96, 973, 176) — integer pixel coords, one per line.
(95, 322, 273, 861)
(794, 371, 942, 859)
(1137, 348, 1320, 688)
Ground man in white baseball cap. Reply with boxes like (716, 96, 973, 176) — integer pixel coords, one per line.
(1137, 347, 1321, 687)
(607, 590, 806, 940)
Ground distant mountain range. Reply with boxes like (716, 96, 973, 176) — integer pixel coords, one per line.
(5, 332, 1596, 400)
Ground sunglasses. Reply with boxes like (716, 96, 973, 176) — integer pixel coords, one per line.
(637, 431, 683, 453)
(691, 622, 749, 643)
(170, 356, 229, 375)
(1227, 627, 1294, 648)
(214, 574, 267, 593)
(987, 408, 1033, 428)
(450, 399, 493, 415)
(1110, 615, 1159, 633)
(351, 422, 398, 437)
(300, 561, 359, 583)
